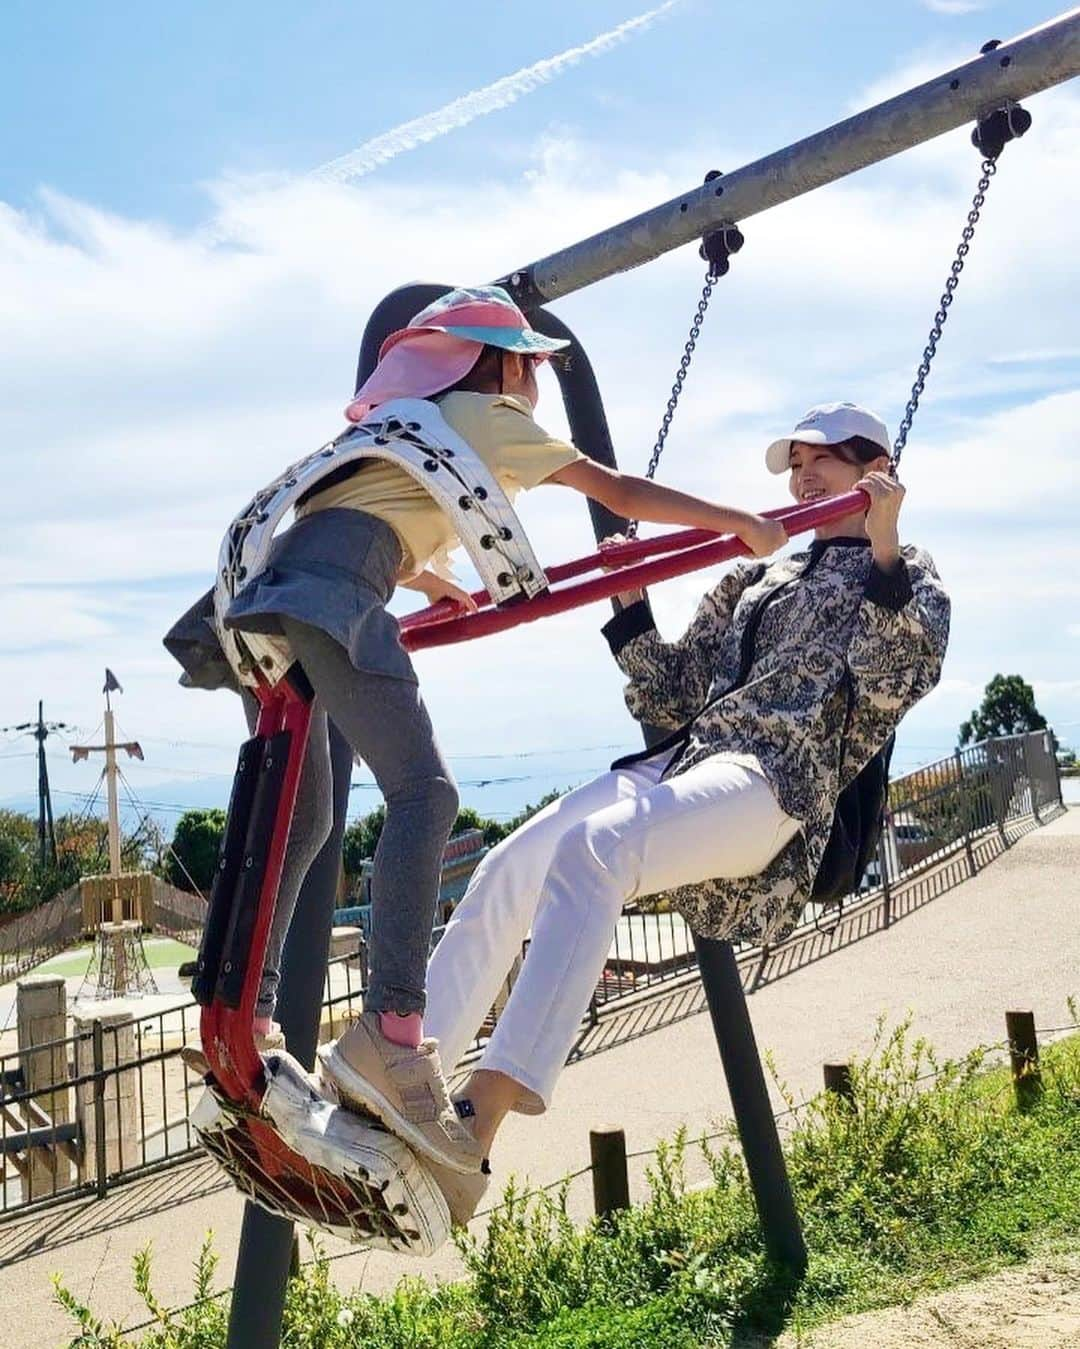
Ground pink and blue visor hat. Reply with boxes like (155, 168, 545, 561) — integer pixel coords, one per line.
(345, 286, 570, 423)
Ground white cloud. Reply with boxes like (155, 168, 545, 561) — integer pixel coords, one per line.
(2, 83, 1079, 804)
(919, 0, 990, 16)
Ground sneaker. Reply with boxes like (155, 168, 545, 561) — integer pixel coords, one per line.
(318, 1012, 485, 1175)
(426, 1156, 490, 1229)
(425, 1100, 491, 1228)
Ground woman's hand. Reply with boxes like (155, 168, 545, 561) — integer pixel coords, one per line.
(405, 572, 479, 613)
(859, 471, 904, 569)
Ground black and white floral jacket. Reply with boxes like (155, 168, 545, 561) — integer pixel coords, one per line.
(601, 537, 951, 944)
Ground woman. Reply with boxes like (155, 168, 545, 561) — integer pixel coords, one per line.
(406, 400, 950, 1221)
(170, 285, 786, 1181)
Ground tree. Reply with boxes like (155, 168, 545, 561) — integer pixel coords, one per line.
(959, 674, 1051, 747)
(340, 789, 569, 880)
(0, 810, 37, 912)
(0, 809, 153, 913)
(167, 808, 228, 894)
(342, 805, 386, 880)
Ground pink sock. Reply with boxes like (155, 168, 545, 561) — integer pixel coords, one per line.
(253, 1015, 273, 1036)
(379, 1011, 423, 1049)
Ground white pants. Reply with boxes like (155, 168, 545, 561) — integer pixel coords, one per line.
(424, 753, 799, 1113)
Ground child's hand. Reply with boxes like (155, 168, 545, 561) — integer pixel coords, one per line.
(598, 533, 629, 570)
(598, 535, 645, 608)
(414, 573, 479, 613)
(735, 514, 788, 558)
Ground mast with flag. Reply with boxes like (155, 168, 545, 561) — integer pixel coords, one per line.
(70, 671, 144, 899)
(69, 670, 156, 1000)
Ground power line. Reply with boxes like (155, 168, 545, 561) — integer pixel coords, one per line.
(116, 767, 207, 900)
(112, 732, 633, 764)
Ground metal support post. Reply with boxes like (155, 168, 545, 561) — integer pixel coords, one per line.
(497, 11, 1080, 306)
(224, 725, 354, 1349)
(696, 937, 807, 1272)
(1022, 733, 1043, 824)
(953, 750, 978, 876)
(878, 827, 893, 927)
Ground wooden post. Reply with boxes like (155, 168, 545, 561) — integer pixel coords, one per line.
(589, 1127, 630, 1221)
(1005, 1010, 1041, 1112)
(823, 1063, 854, 1103)
(73, 1002, 139, 1190)
(16, 975, 73, 1200)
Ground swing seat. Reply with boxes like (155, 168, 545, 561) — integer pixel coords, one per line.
(191, 1051, 451, 1255)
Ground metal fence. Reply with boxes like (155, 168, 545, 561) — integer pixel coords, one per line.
(0, 730, 1062, 1223)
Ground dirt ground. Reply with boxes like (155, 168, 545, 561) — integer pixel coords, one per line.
(767, 1248, 1080, 1349)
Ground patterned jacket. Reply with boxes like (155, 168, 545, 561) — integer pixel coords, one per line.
(601, 537, 950, 943)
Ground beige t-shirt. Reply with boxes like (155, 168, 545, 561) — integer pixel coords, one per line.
(296, 392, 584, 579)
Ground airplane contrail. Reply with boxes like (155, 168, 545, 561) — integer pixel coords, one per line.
(312, 1, 682, 184)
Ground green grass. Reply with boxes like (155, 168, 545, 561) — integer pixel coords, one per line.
(55, 1014, 1080, 1348)
(7, 937, 196, 983)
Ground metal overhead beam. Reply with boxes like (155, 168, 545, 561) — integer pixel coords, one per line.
(500, 7, 1080, 306)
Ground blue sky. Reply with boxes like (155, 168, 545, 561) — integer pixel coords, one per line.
(2, 0, 1078, 832)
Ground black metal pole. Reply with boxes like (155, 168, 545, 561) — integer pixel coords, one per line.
(695, 936, 807, 1272)
(223, 721, 354, 1346)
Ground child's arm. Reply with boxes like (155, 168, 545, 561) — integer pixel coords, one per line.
(546, 459, 787, 558)
(400, 571, 479, 613)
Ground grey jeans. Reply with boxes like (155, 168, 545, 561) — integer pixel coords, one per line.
(253, 617, 459, 1018)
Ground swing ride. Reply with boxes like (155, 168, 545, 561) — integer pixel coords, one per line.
(181, 13, 1080, 1347)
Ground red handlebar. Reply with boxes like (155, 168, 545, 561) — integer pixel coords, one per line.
(400, 489, 868, 652)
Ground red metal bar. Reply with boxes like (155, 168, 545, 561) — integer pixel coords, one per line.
(401, 489, 867, 652)
(201, 678, 314, 1107)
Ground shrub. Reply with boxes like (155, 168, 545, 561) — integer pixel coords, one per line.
(56, 1020, 1080, 1347)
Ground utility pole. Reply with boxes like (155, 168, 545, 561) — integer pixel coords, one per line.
(36, 703, 58, 870)
(1, 703, 73, 868)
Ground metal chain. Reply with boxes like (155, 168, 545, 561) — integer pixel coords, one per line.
(626, 265, 718, 538)
(892, 157, 997, 470)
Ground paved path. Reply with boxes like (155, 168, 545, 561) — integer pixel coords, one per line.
(5, 809, 1078, 1348)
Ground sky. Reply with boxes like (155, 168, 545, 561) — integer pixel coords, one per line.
(2, 0, 1078, 836)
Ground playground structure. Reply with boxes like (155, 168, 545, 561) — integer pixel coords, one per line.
(67, 11, 1080, 1348)
(69, 677, 159, 1002)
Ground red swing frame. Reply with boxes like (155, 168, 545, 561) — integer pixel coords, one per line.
(400, 490, 869, 651)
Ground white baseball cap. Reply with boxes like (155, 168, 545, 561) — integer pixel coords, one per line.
(765, 402, 891, 474)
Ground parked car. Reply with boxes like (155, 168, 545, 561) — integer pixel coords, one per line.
(891, 811, 940, 869)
